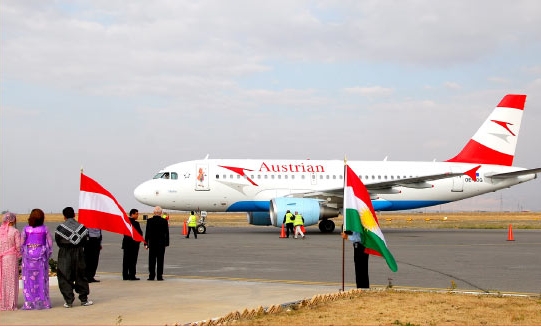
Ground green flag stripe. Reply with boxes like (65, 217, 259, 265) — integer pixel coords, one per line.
(344, 208, 398, 272)
(364, 229, 398, 272)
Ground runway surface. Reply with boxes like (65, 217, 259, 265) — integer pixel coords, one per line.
(55, 223, 541, 294)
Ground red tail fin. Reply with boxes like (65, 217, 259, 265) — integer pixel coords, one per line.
(446, 94, 526, 166)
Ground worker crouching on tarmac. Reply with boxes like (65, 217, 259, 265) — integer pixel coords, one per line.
(185, 211, 198, 239)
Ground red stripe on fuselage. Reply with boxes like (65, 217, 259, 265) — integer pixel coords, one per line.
(219, 165, 258, 186)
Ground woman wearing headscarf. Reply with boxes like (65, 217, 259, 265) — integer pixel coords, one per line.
(0, 212, 22, 311)
(20, 209, 53, 309)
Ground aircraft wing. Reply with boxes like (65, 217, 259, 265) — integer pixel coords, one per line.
(364, 171, 466, 190)
(287, 170, 469, 205)
(485, 167, 541, 179)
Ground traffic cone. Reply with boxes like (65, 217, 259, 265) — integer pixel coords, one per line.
(301, 225, 306, 234)
(182, 221, 188, 236)
(279, 224, 286, 238)
(507, 224, 514, 241)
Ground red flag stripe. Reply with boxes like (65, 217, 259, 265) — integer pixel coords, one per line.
(346, 165, 379, 224)
(78, 173, 144, 243)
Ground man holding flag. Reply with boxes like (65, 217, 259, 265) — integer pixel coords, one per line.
(342, 162, 397, 288)
(342, 230, 370, 288)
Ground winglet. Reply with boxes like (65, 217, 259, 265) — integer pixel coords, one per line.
(464, 165, 481, 181)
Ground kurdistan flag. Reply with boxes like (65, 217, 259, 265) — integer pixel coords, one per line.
(344, 164, 398, 272)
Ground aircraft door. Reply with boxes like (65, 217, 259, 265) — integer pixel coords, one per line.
(450, 167, 464, 192)
(195, 164, 210, 191)
(310, 172, 317, 185)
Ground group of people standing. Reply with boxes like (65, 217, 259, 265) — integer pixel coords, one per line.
(122, 206, 171, 282)
(0, 207, 99, 311)
(0, 205, 175, 311)
(1, 209, 54, 311)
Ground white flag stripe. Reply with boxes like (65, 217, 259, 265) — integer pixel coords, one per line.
(344, 186, 387, 243)
(79, 191, 125, 216)
(345, 186, 364, 211)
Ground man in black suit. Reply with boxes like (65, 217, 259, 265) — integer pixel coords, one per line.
(144, 206, 169, 281)
(122, 208, 144, 280)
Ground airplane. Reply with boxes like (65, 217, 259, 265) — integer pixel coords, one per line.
(134, 94, 541, 233)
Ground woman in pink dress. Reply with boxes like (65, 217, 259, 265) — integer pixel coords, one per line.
(0, 212, 22, 311)
(20, 208, 53, 309)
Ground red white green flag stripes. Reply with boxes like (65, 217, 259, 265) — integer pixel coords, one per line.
(344, 164, 398, 272)
(79, 173, 145, 243)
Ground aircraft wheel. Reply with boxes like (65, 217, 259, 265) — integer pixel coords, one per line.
(318, 220, 335, 233)
(197, 224, 206, 234)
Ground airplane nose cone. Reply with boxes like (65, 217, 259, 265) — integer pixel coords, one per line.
(134, 182, 151, 204)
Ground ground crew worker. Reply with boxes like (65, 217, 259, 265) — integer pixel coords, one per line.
(293, 211, 305, 239)
(185, 211, 198, 239)
(282, 210, 295, 238)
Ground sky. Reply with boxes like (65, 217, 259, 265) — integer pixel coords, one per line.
(2, 1, 541, 214)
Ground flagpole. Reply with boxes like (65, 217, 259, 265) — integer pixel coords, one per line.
(341, 230, 345, 292)
(341, 155, 348, 292)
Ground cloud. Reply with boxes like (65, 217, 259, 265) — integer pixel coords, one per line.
(1, 1, 541, 213)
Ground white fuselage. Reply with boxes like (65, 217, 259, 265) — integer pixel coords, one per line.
(134, 159, 535, 213)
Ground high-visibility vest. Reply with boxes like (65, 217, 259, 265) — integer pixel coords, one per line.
(188, 214, 198, 227)
(285, 212, 295, 224)
(293, 214, 304, 226)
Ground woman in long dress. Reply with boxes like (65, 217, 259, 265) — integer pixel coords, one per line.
(20, 208, 53, 310)
(0, 212, 21, 311)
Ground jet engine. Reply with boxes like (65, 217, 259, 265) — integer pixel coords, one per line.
(246, 212, 272, 226)
(269, 197, 339, 232)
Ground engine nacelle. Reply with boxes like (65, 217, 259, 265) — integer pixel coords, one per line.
(269, 197, 339, 227)
(246, 212, 272, 226)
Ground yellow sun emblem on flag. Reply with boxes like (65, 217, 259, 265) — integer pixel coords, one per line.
(360, 208, 378, 231)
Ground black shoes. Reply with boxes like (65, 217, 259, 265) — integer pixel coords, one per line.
(88, 278, 100, 283)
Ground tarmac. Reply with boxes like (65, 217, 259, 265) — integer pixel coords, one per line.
(6, 225, 541, 325)
(2, 273, 343, 326)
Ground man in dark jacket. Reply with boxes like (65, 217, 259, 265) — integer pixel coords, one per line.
(122, 208, 144, 280)
(55, 206, 93, 307)
(144, 206, 169, 281)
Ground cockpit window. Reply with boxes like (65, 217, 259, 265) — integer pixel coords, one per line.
(153, 172, 177, 180)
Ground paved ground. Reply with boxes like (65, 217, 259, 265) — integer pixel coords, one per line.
(3, 274, 343, 325)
